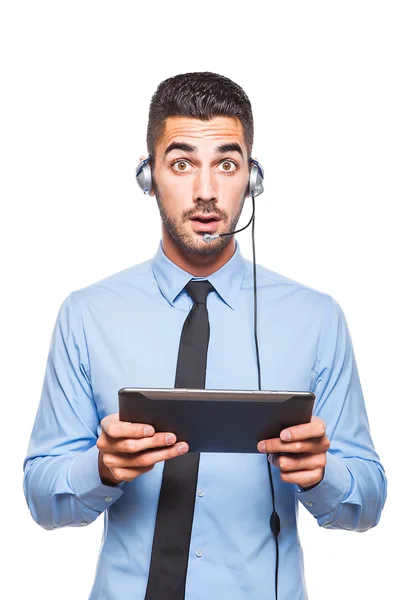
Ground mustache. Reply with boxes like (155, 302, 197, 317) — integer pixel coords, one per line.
(183, 204, 228, 221)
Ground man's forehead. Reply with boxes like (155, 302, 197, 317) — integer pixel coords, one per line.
(160, 116, 245, 149)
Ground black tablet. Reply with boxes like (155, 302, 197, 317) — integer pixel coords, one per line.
(118, 388, 315, 454)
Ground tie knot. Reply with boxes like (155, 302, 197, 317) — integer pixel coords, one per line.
(184, 280, 214, 305)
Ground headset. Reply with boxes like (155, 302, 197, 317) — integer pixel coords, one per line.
(135, 155, 281, 600)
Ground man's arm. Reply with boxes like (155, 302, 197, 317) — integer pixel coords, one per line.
(23, 292, 124, 531)
(295, 294, 387, 531)
(260, 294, 387, 531)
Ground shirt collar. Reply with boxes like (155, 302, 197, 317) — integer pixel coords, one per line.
(151, 239, 246, 310)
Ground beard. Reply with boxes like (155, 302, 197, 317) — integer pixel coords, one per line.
(153, 179, 246, 256)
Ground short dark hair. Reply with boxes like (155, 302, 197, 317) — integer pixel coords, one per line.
(146, 72, 254, 161)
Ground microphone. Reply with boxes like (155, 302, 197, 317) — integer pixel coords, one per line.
(203, 195, 255, 243)
(203, 233, 222, 243)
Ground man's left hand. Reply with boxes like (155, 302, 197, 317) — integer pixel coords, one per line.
(257, 416, 330, 490)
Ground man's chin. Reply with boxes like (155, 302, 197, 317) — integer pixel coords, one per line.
(172, 231, 231, 256)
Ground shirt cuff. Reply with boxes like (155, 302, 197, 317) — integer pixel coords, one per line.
(295, 451, 351, 519)
(68, 444, 125, 513)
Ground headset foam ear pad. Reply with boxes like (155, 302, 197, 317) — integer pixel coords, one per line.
(249, 159, 265, 197)
(136, 157, 152, 194)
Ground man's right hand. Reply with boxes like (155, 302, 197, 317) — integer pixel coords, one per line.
(96, 413, 189, 486)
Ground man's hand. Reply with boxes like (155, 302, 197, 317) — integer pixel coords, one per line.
(257, 416, 330, 490)
(96, 413, 189, 486)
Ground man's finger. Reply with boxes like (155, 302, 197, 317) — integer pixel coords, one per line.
(277, 468, 324, 488)
(101, 414, 155, 439)
(105, 442, 189, 473)
(280, 416, 326, 442)
(98, 431, 177, 453)
(258, 435, 330, 454)
(270, 452, 327, 472)
(109, 465, 154, 482)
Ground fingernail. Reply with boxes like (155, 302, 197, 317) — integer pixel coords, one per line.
(259, 441, 266, 452)
(267, 453, 273, 463)
(281, 430, 291, 441)
(165, 434, 175, 444)
(178, 443, 188, 454)
(144, 426, 154, 436)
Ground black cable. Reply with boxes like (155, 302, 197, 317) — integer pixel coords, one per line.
(218, 200, 255, 240)
(251, 194, 261, 392)
(232, 200, 256, 236)
(250, 194, 280, 600)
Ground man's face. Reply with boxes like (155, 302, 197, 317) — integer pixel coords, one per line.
(151, 116, 250, 256)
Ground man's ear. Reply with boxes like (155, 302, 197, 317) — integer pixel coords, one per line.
(138, 155, 155, 196)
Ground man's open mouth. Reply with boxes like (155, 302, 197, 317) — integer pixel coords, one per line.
(189, 215, 222, 232)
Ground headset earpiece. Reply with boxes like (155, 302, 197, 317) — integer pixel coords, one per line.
(136, 156, 152, 194)
(249, 158, 265, 198)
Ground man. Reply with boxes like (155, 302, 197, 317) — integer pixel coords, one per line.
(23, 72, 387, 600)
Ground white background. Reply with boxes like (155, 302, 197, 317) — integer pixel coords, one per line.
(1, 1, 399, 598)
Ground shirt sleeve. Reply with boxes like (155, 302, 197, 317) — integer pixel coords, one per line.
(23, 292, 124, 531)
(295, 295, 387, 532)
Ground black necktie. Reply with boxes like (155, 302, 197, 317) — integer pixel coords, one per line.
(144, 279, 214, 600)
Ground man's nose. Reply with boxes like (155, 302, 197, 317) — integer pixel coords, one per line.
(193, 168, 217, 203)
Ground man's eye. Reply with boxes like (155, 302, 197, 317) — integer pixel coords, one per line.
(172, 160, 192, 172)
(218, 160, 237, 173)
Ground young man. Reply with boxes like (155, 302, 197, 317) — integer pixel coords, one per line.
(23, 72, 387, 600)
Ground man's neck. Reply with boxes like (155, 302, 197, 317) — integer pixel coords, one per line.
(161, 231, 236, 277)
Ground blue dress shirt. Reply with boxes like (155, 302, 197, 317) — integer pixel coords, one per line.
(23, 240, 387, 600)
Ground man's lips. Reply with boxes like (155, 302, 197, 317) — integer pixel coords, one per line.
(189, 214, 222, 222)
(188, 215, 222, 233)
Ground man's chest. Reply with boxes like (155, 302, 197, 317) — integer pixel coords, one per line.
(84, 296, 319, 422)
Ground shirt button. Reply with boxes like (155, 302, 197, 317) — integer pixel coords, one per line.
(80, 521, 87, 526)
(104, 496, 113, 502)
(195, 549, 203, 558)
(324, 523, 332, 528)
(305, 501, 314, 507)
(198, 489, 204, 497)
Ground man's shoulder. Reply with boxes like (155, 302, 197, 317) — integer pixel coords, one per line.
(244, 258, 333, 311)
(245, 258, 329, 294)
(70, 258, 154, 304)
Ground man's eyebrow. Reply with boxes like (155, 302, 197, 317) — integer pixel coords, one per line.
(216, 143, 244, 158)
(164, 142, 197, 155)
(164, 141, 244, 158)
